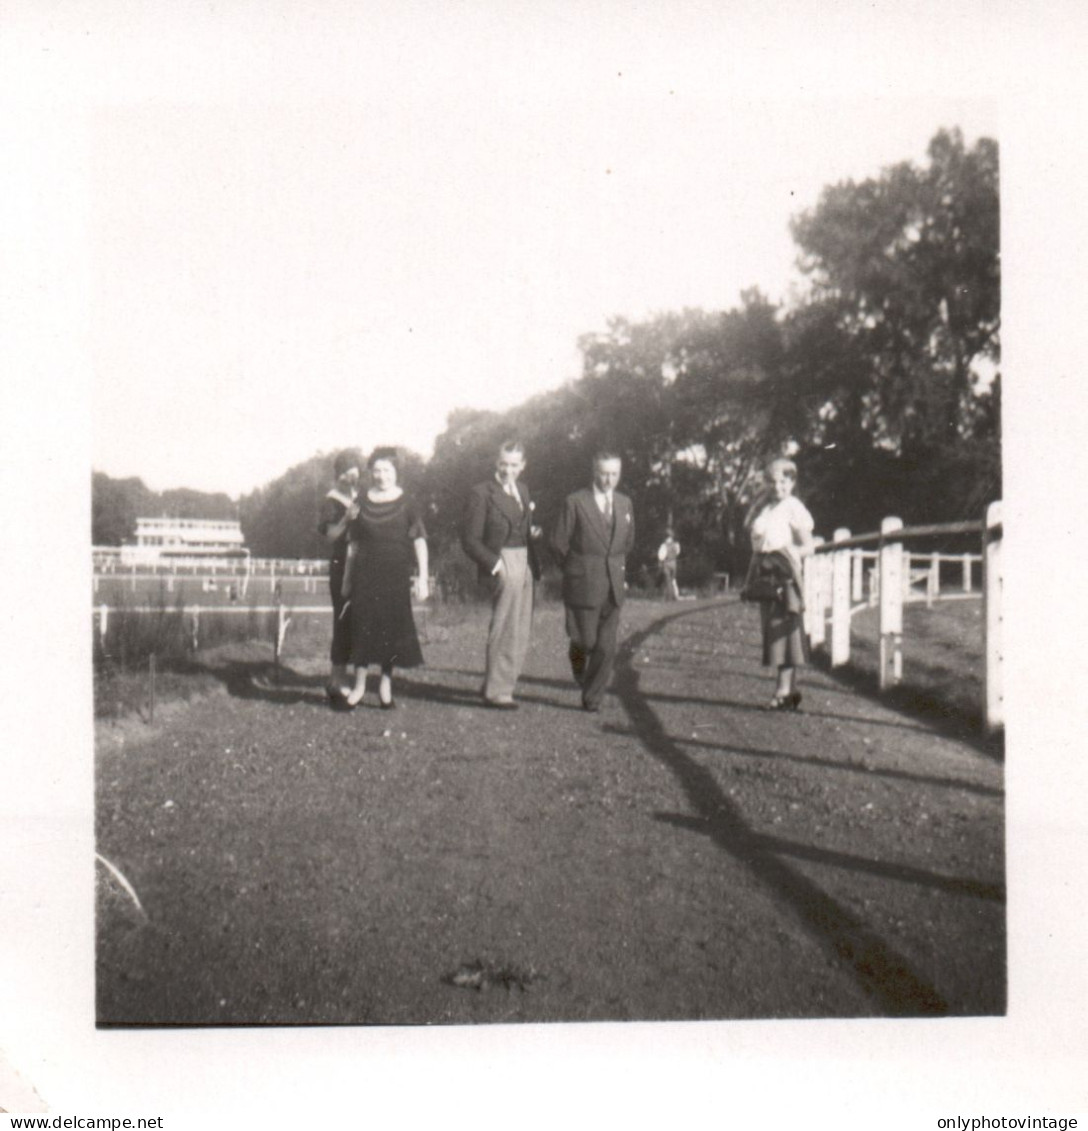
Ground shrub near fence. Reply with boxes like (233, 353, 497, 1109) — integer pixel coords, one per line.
(804, 501, 1003, 732)
(93, 595, 281, 670)
(93, 573, 441, 672)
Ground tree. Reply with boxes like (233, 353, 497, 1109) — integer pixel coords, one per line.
(91, 473, 157, 545)
(665, 292, 804, 575)
(789, 128, 1000, 519)
(159, 488, 236, 521)
(240, 454, 333, 560)
(91, 473, 235, 545)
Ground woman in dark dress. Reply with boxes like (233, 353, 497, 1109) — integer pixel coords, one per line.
(317, 448, 361, 705)
(343, 448, 429, 709)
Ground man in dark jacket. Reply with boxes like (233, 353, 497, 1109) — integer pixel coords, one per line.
(462, 441, 542, 709)
(550, 451, 636, 712)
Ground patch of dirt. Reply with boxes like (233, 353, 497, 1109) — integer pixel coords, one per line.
(96, 599, 1004, 1026)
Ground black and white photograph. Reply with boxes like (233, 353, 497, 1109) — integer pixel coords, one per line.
(3, 0, 1087, 1126)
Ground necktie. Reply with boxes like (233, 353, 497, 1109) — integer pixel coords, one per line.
(603, 494, 613, 530)
(505, 483, 522, 510)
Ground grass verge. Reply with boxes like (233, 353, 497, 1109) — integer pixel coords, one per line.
(814, 598, 999, 748)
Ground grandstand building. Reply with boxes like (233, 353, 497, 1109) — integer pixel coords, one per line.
(118, 517, 248, 565)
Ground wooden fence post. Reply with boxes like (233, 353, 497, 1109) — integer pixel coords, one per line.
(983, 501, 1003, 732)
(879, 517, 903, 690)
(851, 550, 863, 603)
(820, 552, 833, 632)
(927, 551, 940, 607)
(962, 552, 973, 593)
(802, 555, 814, 638)
(274, 600, 291, 683)
(901, 551, 912, 601)
(831, 528, 851, 667)
(190, 608, 200, 652)
(98, 603, 109, 645)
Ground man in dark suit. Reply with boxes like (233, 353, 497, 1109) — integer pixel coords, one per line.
(462, 440, 542, 709)
(550, 451, 636, 712)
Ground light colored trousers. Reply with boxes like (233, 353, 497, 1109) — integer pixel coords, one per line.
(484, 547, 534, 702)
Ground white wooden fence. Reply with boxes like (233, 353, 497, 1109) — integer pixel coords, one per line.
(804, 501, 1003, 731)
(92, 553, 329, 577)
(94, 577, 436, 666)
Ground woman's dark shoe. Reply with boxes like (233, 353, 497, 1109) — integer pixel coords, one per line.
(379, 697, 397, 711)
(770, 692, 802, 711)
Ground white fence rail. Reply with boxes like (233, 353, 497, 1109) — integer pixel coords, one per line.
(92, 552, 329, 577)
(804, 501, 1003, 732)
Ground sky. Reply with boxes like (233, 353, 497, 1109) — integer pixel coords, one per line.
(78, 9, 1001, 497)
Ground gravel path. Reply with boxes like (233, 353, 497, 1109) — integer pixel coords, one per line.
(96, 598, 1005, 1024)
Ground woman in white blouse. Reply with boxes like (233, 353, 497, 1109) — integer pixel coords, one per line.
(745, 458, 815, 710)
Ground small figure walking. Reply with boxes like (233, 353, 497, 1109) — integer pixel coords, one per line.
(657, 528, 681, 600)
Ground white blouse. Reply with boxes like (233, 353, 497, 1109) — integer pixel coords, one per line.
(750, 496, 815, 568)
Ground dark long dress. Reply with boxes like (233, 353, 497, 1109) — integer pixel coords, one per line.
(348, 492, 426, 669)
(317, 489, 354, 666)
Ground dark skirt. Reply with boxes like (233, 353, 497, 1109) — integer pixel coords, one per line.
(760, 599, 808, 668)
(751, 552, 808, 668)
(328, 560, 352, 666)
(349, 546, 423, 669)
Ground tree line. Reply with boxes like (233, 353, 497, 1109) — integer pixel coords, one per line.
(93, 128, 999, 591)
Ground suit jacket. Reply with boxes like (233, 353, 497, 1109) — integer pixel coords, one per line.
(462, 478, 542, 581)
(550, 488, 635, 608)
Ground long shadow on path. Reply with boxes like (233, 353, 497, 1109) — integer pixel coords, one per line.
(614, 604, 955, 1017)
(602, 724, 1003, 801)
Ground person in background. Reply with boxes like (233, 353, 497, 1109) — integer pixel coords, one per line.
(744, 457, 815, 710)
(462, 440, 542, 710)
(550, 451, 636, 713)
(343, 448, 428, 710)
(657, 527, 681, 600)
(317, 448, 361, 706)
